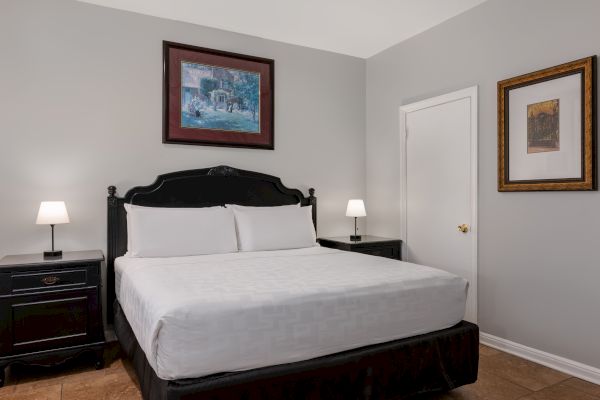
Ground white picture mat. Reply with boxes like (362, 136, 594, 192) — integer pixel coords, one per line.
(508, 73, 582, 181)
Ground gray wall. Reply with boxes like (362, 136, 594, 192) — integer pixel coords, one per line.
(366, 0, 600, 368)
(0, 0, 366, 258)
(3, 0, 598, 371)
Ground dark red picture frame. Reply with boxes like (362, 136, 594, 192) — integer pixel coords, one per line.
(163, 41, 274, 149)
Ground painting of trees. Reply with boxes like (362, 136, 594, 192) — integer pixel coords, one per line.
(234, 73, 260, 121)
(180, 62, 262, 132)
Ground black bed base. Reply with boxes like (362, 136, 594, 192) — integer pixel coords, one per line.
(114, 301, 478, 400)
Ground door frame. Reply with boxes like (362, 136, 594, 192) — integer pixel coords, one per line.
(399, 86, 478, 323)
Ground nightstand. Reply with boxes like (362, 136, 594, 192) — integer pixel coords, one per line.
(318, 236, 402, 260)
(0, 250, 105, 386)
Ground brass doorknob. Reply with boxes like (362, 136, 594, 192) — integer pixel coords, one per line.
(457, 224, 469, 233)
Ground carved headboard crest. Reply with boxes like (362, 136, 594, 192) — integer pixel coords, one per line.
(207, 165, 240, 176)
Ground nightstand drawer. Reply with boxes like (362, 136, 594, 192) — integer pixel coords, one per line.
(12, 295, 89, 352)
(11, 268, 88, 293)
(318, 236, 402, 261)
(355, 246, 397, 259)
(0, 288, 102, 355)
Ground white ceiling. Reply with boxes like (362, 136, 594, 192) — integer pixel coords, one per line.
(77, 0, 486, 58)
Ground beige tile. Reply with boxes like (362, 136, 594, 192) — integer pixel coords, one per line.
(13, 380, 63, 395)
(519, 381, 600, 400)
(444, 370, 532, 400)
(0, 383, 61, 400)
(13, 367, 99, 393)
(562, 378, 600, 398)
(62, 371, 141, 400)
(0, 385, 16, 397)
(479, 344, 501, 357)
(60, 368, 109, 385)
(479, 353, 570, 391)
(12, 356, 132, 395)
(417, 369, 533, 400)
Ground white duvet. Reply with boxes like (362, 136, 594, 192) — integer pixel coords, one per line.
(115, 246, 467, 380)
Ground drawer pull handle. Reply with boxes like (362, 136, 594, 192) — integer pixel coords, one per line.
(41, 276, 60, 285)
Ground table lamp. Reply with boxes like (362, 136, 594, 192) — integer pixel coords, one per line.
(346, 199, 366, 241)
(36, 201, 70, 258)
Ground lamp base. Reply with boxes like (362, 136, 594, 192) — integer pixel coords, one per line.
(349, 235, 362, 241)
(43, 250, 62, 258)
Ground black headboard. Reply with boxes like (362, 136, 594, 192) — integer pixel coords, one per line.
(106, 165, 316, 323)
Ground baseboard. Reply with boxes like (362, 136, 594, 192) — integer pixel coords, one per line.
(480, 332, 600, 385)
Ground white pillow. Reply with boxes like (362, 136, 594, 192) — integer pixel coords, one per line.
(232, 205, 316, 251)
(124, 204, 238, 257)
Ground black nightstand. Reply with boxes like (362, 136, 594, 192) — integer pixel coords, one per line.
(0, 250, 105, 386)
(318, 236, 402, 260)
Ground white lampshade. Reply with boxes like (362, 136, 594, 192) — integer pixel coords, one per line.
(36, 201, 70, 225)
(346, 199, 366, 217)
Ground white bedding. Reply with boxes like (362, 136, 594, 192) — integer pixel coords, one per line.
(115, 246, 467, 380)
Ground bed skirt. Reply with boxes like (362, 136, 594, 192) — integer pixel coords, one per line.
(114, 300, 478, 400)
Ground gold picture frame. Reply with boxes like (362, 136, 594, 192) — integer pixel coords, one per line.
(498, 56, 596, 191)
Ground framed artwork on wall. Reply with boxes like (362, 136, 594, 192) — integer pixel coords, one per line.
(163, 41, 274, 149)
(498, 56, 596, 191)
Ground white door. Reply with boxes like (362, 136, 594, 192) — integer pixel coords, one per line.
(399, 87, 478, 323)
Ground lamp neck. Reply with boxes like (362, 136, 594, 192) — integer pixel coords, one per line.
(50, 224, 55, 252)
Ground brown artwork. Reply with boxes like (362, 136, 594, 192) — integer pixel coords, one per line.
(527, 99, 559, 153)
(163, 41, 274, 149)
(497, 56, 596, 191)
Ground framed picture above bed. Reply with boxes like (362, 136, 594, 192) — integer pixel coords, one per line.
(163, 41, 274, 149)
(498, 56, 596, 191)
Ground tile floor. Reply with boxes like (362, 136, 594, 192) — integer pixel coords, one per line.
(0, 343, 598, 399)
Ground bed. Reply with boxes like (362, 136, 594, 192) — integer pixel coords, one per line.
(106, 165, 478, 400)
